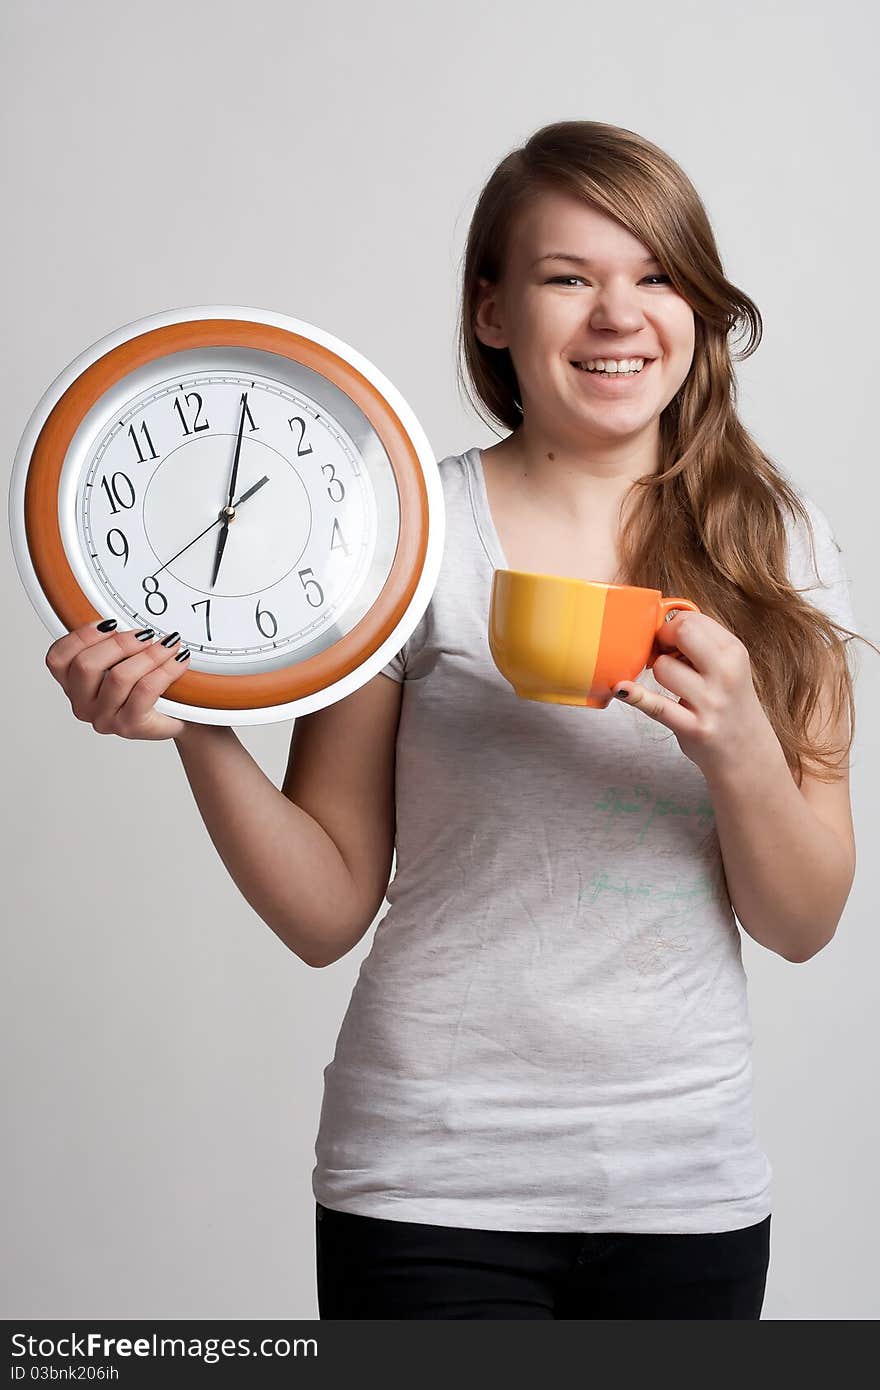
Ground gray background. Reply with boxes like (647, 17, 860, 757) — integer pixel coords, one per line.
(3, 0, 877, 1321)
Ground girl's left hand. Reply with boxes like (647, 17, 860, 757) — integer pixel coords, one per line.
(612, 610, 778, 780)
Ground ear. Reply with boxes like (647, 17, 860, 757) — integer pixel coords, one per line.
(474, 276, 509, 351)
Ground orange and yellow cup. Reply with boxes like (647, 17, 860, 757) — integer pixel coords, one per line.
(489, 569, 701, 709)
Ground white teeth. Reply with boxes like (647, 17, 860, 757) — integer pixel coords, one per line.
(573, 357, 646, 374)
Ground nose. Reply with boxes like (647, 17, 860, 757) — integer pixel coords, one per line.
(587, 281, 645, 335)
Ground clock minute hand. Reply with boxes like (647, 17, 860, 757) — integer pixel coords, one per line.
(149, 474, 270, 582)
(226, 391, 248, 507)
(210, 393, 250, 589)
(208, 468, 269, 589)
(209, 515, 230, 590)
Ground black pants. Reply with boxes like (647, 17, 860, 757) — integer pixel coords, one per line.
(315, 1201, 771, 1319)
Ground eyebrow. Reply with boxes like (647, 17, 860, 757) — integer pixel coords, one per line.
(531, 252, 662, 269)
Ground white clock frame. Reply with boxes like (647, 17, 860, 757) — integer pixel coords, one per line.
(9, 304, 446, 725)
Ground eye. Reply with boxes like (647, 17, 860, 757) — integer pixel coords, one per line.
(546, 274, 671, 287)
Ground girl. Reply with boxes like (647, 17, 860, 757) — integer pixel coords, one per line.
(307, 121, 870, 1319)
(47, 120, 871, 1319)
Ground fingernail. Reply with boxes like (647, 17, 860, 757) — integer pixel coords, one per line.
(96, 618, 117, 632)
(135, 628, 155, 641)
(174, 649, 191, 662)
(159, 631, 180, 647)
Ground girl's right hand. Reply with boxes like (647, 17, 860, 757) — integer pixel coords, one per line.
(45, 620, 194, 742)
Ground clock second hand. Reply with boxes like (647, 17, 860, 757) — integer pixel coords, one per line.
(147, 474, 270, 583)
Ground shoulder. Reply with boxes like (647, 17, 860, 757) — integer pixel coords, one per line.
(420, 447, 481, 530)
(782, 486, 840, 551)
(781, 486, 845, 578)
(377, 449, 477, 683)
(780, 487, 855, 630)
(434, 447, 475, 492)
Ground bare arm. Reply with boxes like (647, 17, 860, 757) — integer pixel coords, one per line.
(172, 722, 363, 967)
(704, 719, 855, 963)
(42, 618, 391, 968)
(614, 612, 856, 964)
(172, 671, 402, 968)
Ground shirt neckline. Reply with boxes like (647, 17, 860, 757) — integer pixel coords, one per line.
(465, 446, 510, 572)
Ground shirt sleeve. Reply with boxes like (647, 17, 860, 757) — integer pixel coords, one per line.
(379, 643, 407, 682)
(785, 492, 857, 633)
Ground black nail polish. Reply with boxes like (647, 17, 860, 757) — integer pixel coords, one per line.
(174, 649, 191, 662)
(160, 631, 180, 647)
(96, 618, 117, 632)
(135, 628, 155, 641)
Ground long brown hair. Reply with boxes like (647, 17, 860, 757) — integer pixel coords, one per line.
(456, 119, 877, 787)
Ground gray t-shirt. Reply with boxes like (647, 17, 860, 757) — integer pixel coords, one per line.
(311, 445, 857, 1233)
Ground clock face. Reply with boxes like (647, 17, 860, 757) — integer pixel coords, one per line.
(10, 308, 443, 724)
(68, 346, 400, 674)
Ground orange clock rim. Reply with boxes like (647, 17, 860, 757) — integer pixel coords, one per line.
(24, 318, 428, 710)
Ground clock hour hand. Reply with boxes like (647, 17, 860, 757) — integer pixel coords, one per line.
(149, 474, 270, 583)
(208, 474, 271, 587)
(234, 475, 268, 506)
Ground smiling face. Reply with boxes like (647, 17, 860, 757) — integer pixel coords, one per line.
(475, 190, 696, 452)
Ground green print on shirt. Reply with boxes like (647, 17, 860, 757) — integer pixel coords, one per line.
(574, 863, 730, 1000)
(577, 866, 724, 914)
(593, 784, 716, 846)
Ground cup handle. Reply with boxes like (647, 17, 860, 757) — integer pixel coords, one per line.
(646, 597, 701, 669)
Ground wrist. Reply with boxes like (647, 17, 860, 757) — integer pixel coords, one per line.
(702, 713, 786, 793)
(173, 720, 234, 751)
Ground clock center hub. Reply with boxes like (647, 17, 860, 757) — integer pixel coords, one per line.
(140, 433, 312, 597)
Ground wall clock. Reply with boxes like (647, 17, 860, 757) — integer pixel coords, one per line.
(9, 305, 444, 724)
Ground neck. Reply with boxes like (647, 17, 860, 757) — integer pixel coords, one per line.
(508, 421, 659, 524)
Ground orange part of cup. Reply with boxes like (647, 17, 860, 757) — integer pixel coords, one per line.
(589, 589, 700, 692)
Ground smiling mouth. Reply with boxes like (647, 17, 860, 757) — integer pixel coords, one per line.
(570, 359, 656, 383)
